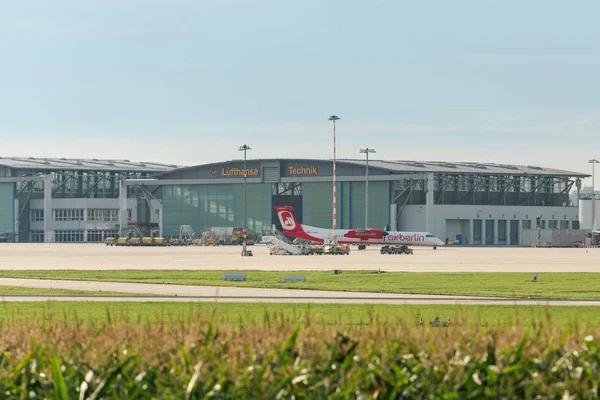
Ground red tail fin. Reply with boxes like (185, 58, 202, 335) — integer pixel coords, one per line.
(274, 206, 304, 234)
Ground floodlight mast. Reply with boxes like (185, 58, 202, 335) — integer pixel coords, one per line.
(239, 144, 251, 256)
(590, 159, 599, 231)
(359, 148, 376, 229)
(328, 115, 340, 245)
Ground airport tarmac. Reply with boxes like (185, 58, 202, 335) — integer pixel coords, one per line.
(1, 277, 600, 305)
(0, 243, 598, 272)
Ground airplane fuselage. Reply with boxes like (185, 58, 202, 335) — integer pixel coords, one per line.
(274, 205, 444, 247)
(291, 224, 443, 247)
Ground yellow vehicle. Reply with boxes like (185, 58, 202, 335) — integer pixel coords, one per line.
(303, 245, 324, 255)
(154, 237, 167, 246)
(116, 237, 129, 246)
(141, 237, 154, 246)
(324, 244, 350, 255)
(129, 237, 142, 246)
(105, 237, 116, 246)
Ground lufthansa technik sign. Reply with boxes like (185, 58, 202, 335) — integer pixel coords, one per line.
(288, 166, 318, 175)
(209, 166, 260, 178)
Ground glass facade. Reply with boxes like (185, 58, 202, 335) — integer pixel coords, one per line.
(162, 181, 391, 234)
(162, 184, 271, 237)
(0, 183, 14, 233)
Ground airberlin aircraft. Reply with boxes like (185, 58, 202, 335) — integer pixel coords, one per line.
(275, 206, 444, 249)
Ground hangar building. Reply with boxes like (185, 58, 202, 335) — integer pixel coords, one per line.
(123, 159, 589, 246)
(0, 157, 176, 242)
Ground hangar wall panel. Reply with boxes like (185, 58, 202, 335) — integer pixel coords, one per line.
(399, 204, 579, 245)
(302, 182, 341, 229)
(340, 182, 350, 229)
(579, 199, 600, 230)
(349, 181, 389, 230)
(0, 183, 14, 234)
(302, 181, 390, 230)
(162, 183, 271, 237)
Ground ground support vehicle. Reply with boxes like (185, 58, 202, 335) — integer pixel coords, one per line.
(380, 245, 413, 255)
(323, 245, 350, 255)
(302, 245, 325, 255)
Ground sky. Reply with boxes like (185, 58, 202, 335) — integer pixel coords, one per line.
(1, 0, 599, 187)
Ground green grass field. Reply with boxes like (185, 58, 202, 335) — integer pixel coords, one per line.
(0, 301, 598, 327)
(2, 270, 600, 299)
(0, 285, 137, 296)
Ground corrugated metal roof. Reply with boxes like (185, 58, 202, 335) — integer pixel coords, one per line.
(157, 158, 588, 178)
(339, 159, 587, 177)
(0, 157, 179, 172)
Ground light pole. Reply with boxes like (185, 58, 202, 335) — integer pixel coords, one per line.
(328, 115, 340, 245)
(590, 159, 599, 230)
(239, 144, 251, 256)
(359, 148, 376, 228)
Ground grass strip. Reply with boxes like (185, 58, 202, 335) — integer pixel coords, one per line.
(1, 270, 600, 299)
(0, 302, 598, 327)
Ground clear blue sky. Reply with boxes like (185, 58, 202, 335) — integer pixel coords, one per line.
(1, 0, 599, 187)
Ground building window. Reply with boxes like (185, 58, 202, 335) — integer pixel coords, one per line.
(88, 209, 119, 222)
(53, 209, 84, 222)
(86, 230, 118, 242)
(127, 209, 132, 221)
(572, 221, 580, 230)
(30, 209, 44, 222)
(54, 230, 84, 242)
(560, 220, 569, 229)
(548, 220, 558, 230)
(522, 220, 531, 230)
(29, 230, 44, 242)
(540, 220, 546, 229)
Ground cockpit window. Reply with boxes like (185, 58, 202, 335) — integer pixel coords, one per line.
(426, 234, 434, 237)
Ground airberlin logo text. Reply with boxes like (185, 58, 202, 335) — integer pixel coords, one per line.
(387, 233, 425, 242)
(288, 166, 318, 175)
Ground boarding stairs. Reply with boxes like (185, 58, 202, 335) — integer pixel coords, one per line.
(179, 225, 196, 240)
(261, 235, 303, 255)
(121, 221, 145, 238)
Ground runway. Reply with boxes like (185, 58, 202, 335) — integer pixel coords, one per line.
(0, 243, 599, 272)
(1, 278, 599, 306)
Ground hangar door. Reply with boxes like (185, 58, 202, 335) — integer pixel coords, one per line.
(0, 183, 14, 237)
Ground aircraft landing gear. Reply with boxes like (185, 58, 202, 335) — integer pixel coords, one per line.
(358, 244, 366, 250)
(433, 245, 437, 250)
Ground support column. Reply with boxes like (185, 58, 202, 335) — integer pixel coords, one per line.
(494, 219, 499, 245)
(425, 173, 434, 232)
(83, 208, 88, 243)
(469, 219, 474, 246)
(518, 219, 523, 246)
(43, 176, 52, 243)
(119, 181, 128, 236)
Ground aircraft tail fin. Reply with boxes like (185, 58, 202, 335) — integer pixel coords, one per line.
(274, 206, 304, 234)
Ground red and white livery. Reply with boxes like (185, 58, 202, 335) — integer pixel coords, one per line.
(275, 206, 444, 249)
